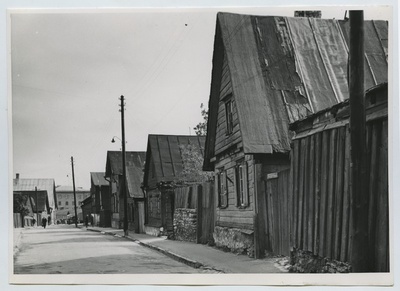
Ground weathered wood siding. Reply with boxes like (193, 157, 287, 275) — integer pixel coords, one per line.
(214, 52, 242, 156)
(214, 150, 255, 230)
(291, 118, 388, 271)
(264, 169, 291, 256)
(147, 189, 161, 227)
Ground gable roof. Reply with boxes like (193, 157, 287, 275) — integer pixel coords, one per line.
(143, 135, 206, 187)
(204, 12, 388, 170)
(13, 178, 56, 210)
(105, 151, 146, 198)
(90, 172, 109, 187)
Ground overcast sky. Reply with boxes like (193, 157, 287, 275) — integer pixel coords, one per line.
(11, 6, 391, 189)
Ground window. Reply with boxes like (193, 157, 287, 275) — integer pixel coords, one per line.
(225, 99, 234, 135)
(217, 170, 228, 208)
(58, 201, 61, 206)
(236, 162, 249, 207)
(65, 201, 69, 206)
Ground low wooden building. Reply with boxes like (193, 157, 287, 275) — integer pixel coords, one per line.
(105, 151, 146, 232)
(142, 135, 206, 237)
(13, 174, 57, 227)
(90, 172, 111, 227)
(203, 12, 388, 257)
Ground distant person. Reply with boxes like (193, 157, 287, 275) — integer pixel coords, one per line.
(85, 215, 89, 228)
(32, 218, 36, 227)
(41, 217, 47, 228)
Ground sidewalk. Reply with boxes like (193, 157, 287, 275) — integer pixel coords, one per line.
(84, 226, 288, 273)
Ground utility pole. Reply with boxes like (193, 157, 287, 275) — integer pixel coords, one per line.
(35, 186, 39, 227)
(120, 95, 128, 237)
(349, 10, 369, 272)
(71, 156, 78, 228)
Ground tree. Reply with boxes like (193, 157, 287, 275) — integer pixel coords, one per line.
(13, 194, 30, 227)
(178, 143, 213, 183)
(193, 103, 208, 136)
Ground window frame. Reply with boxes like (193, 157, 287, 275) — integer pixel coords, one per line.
(225, 99, 234, 135)
(217, 169, 228, 208)
(236, 161, 249, 208)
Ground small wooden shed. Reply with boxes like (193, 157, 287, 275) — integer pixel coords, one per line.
(142, 135, 206, 237)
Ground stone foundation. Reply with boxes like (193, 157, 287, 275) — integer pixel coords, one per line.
(173, 208, 197, 242)
(290, 248, 351, 273)
(213, 226, 254, 257)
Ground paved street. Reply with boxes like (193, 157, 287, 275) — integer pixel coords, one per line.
(14, 224, 214, 274)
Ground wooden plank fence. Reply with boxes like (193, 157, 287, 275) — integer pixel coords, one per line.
(173, 182, 215, 244)
(290, 118, 388, 271)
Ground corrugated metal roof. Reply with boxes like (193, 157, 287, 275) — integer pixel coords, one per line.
(105, 151, 146, 198)
(13, 178, 56, 209)
(90, 172, 109, 187)
(204, 12, 388, 169)
(143, 135, 206, 186)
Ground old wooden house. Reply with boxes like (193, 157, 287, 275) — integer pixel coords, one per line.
(13, 174, 57, 227)
(203, 12, 388, 257)
(105, 151, 146, 232)
(142, 135, 206, 237)
(90, 172, 111, 227)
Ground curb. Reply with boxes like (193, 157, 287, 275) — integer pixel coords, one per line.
(85, 228, 221, 272)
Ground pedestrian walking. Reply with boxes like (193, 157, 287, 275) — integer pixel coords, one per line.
(32, 218, 36, 227)
(41, 216, 47, 228)
(85, 215, 89, 228)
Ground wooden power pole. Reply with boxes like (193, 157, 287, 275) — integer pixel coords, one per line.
(71, 156, 78, 228)
(120, 95, 128, 237)
(349, 10, 370, 272)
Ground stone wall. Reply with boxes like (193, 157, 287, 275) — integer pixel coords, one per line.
(173, 208, 197, 242)
(213, 226, 254, 257)
(290, 248, 351, 273)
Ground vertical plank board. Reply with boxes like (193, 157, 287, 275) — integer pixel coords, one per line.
(283, 170, 291, 256)
(375, 120, 389, 271)
(326, 129, 337, 259)
(308, 135, 315, 252)
(254, 164, 267, 258)
(289, 148, 295, 250)
(273, 178, 279, 254)
(196, 185, 203, 244)
(334, 126, 345, 260)
(292, 139, 300, 248)
(298, 138, 307, 249)
(341, 125, 351, 262)
(265, 180, 271, 251)
(319, 130, 330, 258)
(302, 137, 310, 251)
(313, 132, 322, 255)
(367, 122, 379, 269)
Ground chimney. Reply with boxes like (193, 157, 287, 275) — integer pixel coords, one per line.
(294, 11, 322, 18)
(14, 173, 20, 185)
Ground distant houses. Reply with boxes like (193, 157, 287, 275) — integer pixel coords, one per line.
(56, 185, 90, 223)
(13, 174, 57, 227)
(105, 151, 146, 232)
(90, 172, 111, 227)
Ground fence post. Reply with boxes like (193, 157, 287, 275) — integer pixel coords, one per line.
(196, 184, 203, 244)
